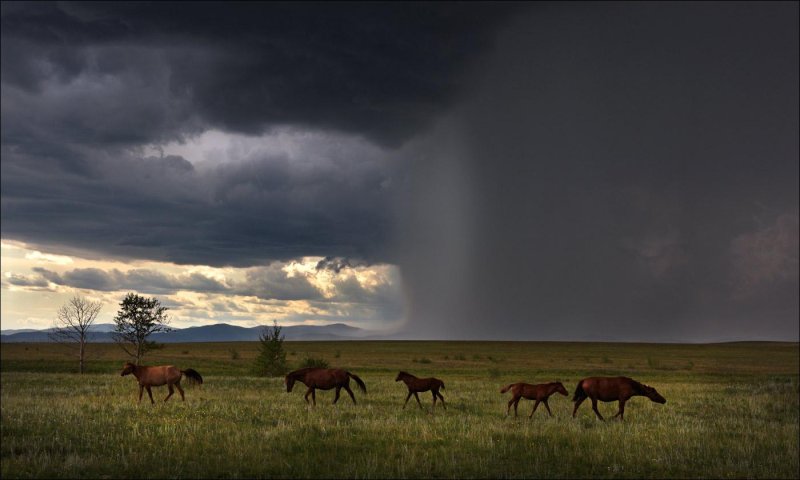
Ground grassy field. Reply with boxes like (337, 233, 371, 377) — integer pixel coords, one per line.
(1, 341, 798, 478)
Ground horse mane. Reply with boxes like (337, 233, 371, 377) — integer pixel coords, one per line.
(629, 378, 647, 394)
(397, 371, 414, 378)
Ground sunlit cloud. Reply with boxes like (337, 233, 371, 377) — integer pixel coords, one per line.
(24, 250, 74, 265)
(1, 241, 404, 331)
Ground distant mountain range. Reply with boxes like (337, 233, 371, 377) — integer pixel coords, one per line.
(0, 322, 372, 343)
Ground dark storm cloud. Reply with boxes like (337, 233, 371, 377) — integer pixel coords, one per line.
(1, 2, 522, 267)
(2, 3, 797, 341)
(2, 135, 397, 265)
(399, 3, 799, 341)
(1, 2, 520, 146)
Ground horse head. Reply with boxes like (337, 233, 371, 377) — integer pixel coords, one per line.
(555, 382, 569, 396)
(285, 374, 296, 392)
(120, 362, 136, 376)
(641, 384, 666, 404)
(395, 371, 409, 382)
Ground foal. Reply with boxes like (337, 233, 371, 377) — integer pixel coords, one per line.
(395, 371, 446, 410)
(500, 382, 568, 417)
(572, 376, 666, 421)
(120, 362, 203, 404)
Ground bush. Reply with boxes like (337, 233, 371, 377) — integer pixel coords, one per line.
(229, 348, 240, 360)
(299, 357, 329, 369)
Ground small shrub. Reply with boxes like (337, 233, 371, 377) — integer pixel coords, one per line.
(601, 356, 612, 364)
(472, 354, 482, 360)
(229, 348, 240, 360)
(454, 354, 466, 361)
(488, 368, 501, 378)
(443, 355, 449, 360)
(647, 357, 660, 369)
(253, 321, 288, 377)
(686, 360, 694, 370)
(334, 350, 341, 359)
(299, 357, 329, 369)
(418, 357, 432, 364)
(182, 350, 189, 355)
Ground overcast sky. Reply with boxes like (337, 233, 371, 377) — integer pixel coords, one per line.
(1, 2, 797, 341)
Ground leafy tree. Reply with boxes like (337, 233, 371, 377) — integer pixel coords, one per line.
(254, 320, 288, 377)
(48, 295, 102, 374)
(112, 293, 170, 364)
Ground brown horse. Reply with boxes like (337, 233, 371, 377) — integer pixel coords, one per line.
(395, 371, 446, 410)
(572, 376, 666, 421)
(285, 367, 366, 406)
(500, 382, 568, 417)
(120, 362, 203, 404)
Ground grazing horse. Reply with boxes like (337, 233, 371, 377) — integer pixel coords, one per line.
(285, 367, 366, 406)
(500, 382, 568, 418)
(120, 362, 203, 404)
(572, 376, 666, 421)
(395, 371, 446, 410)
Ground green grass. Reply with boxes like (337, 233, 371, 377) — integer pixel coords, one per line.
(1, 341, 798, 478)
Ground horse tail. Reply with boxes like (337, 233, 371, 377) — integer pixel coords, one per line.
(347, 372, 367, 393)
(181, 368, 204, 385)
(500, 383, 515, 394)
(440, 380, 445, 390)
(572, 380, 586, 402)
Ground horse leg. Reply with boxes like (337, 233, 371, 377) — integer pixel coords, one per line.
(437, 391, 446, 410)
(432, 391, 437, 410)
(164, 384, 174, 402)
(404, 391, 413, 409)
(138, 384, 144, 403)
(146, 386, 155, 405)
(591, 398, 604, 421)
(613, 399, 626, 421)
(304, 387, 313, 404)
(311, 388, 317, 406)
(413, 392, 423, 409)
(176, 382, 185, 401)
(572, 397, 586, 418)
(514, 397, 521, 417)
(333, 387, 341, 404)
(530, 400, 541, 418)
(344, 385, 357, 404)
(543, 399, 553, 417)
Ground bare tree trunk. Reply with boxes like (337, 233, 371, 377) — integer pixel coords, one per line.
(79, 336, 85, 374)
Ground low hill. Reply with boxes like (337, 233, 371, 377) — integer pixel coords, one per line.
(0, 322, 367, 343)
